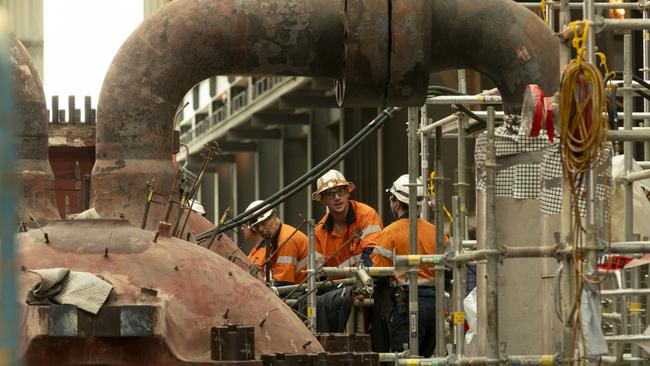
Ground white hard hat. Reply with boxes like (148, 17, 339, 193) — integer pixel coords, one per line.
(386, 174, 424, 205)
(190, 200, 205, 215)
(245, 200, 274, 227)
(189, 199, 205, 215)
(312, 169, 356, 202)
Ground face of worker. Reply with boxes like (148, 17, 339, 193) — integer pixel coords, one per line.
(242, 224, 262, 243)
(389, 195, 400, 218)
(253, 215, 280, 238)
(321, 186, 350, 215)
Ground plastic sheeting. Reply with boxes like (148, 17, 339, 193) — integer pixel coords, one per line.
(610, 155, 650, 242)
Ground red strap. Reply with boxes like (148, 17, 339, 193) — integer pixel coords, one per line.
(544, 97, 554, 143)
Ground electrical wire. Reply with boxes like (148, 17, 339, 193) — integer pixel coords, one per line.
(195, 106, 401, 241)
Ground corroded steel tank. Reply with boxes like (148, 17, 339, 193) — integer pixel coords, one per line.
(11, 33, 59, 225)
(18, 220, 322, 365)
(187, 212, 261, 279)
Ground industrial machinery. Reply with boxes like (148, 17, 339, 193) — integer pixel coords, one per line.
(8, 0, 650, 365)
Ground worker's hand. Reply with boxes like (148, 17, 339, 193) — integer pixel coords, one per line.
(269, 285, 280, 296)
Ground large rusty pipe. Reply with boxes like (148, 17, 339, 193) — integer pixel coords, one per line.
(11, 33, 59, 225)
(429, 0, 560, 114)
(93, 0, 559, 223)
(92, 0, 345, 223)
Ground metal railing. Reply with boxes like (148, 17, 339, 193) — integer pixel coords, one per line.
(179, 76, 289, 144)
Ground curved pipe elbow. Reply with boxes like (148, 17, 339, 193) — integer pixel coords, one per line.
(92, 0, 560, 222)
(429, 0, 559, 114)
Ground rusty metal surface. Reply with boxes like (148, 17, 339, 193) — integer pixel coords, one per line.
(17, 220, 323, 364)
(92, 0, 560, 226)
(10, 33, 59, 224)
(211, 325, 255, 361)
(23, 336, 263, 366)
(316, 333, 372, 353)
(429, 0, 559, 114)
(387, 0, 433, 106)
(48, 124, 95, 148)
(92, 0, 346, 224)
(187, 213, 260, 279)
(335, 0, 389, 107)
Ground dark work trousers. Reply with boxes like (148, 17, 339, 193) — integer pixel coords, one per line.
(389, 286, 436, 357)
(370, 282, 393, 352)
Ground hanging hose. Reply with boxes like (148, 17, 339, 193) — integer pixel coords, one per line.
(559, 20, 610, 361)
(560, 61, 607, 175)
(195, 106, 402, 241)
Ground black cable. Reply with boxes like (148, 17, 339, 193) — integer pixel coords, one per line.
(604, 71, 650, 102)
(196, 106, 401, 241)
(427, 86, 489, 133)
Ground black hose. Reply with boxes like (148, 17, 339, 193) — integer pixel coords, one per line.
(427, 86, 489, 133)
(196, 106, 401, 241)
(604, 71, 650, 102)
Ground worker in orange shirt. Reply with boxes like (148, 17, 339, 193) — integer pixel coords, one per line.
(243, 222, 265, 266)
(371, 174, 440, 357)
(245, 200, 309, 286)
(312, 169, 382, 268)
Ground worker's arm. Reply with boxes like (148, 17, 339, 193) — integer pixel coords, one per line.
(357, 208, 383, 266)
(272, 239, 299, 284)
(371, 229, 394, 267)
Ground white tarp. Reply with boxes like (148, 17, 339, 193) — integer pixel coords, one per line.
(610, 155, 650, 242)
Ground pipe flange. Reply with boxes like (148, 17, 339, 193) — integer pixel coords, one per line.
(387, 0, 432, 106)
(335, 0, 389, 107)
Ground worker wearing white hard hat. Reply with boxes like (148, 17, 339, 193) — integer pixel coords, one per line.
(313, 169, 382, 269)
(244, 200, 308, 286)
(241, 200, 267, 279)
(371, 174, 442, 356)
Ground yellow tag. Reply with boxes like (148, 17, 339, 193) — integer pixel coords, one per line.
(630, 302, 642, 315)
(408, 255, 419, 265)
(307, 307, 314, 317)
(406, 360, 418, 366)
(541, 355, 553, 366)
(453, 311, 465, 325)
(147, 190, 153, 201)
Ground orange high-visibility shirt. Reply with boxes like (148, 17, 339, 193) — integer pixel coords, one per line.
(247, 242, 266, 270)
(371, 217, 441, 285)
(314, 200, 382, 268)
(268, 223, 309, 284)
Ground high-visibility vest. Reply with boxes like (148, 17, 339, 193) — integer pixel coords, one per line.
(371, 217, 440, 285)
(269, 223, 309, 284)
(314, 200, 382, 268)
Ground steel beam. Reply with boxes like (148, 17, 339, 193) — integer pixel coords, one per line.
(226, 128, 282, 140)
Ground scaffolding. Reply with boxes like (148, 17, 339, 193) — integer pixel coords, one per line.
(408, 1, 650, 364)
(273, 1, 650, 364)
